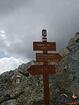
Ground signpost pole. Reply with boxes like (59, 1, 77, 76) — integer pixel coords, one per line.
(42, 29, 50, 105)
(43, 66, 50, 105)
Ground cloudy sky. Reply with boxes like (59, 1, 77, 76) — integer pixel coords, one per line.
(0, 0, 79, 74)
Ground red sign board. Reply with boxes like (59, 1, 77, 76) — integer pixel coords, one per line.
(33, 42, 56, 51)
(36, 53, 63, 62)
(27, 65, 56, 75)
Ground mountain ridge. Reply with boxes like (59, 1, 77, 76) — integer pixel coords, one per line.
(0, 32, 79, 105)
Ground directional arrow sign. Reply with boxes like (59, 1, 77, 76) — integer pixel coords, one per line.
(36, 53, 63, 62)
(27, 65, 56, 75)
(33, 42, 56, 51)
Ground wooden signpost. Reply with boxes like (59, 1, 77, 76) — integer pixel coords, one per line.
(27, 29, 63, 105)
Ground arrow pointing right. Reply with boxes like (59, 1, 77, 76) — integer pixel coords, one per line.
(36, 53, 63, 62)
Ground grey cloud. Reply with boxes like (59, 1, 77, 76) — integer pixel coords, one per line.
(0, 0, 30, 16)
(0, 0, 79, 60)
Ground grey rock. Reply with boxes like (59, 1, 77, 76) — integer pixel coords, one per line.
(0, 32, 79, 105)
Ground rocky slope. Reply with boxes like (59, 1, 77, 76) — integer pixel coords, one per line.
(0, 32, 79, 105)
